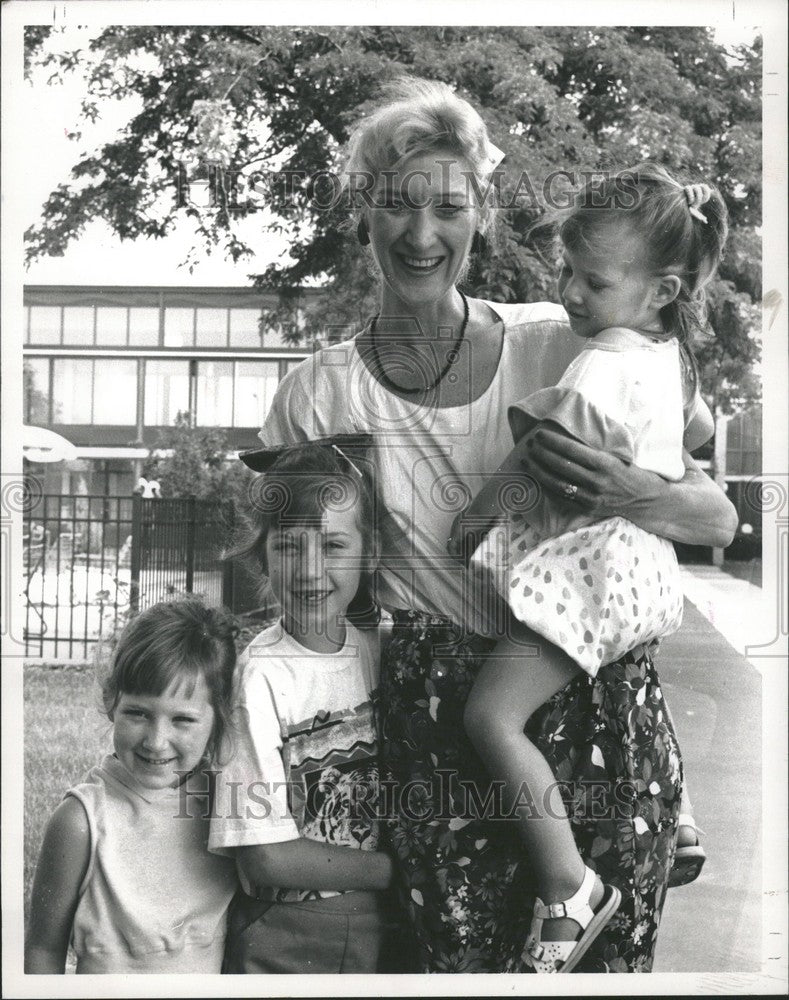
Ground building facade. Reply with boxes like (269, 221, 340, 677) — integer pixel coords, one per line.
(23, 284, 319, 495)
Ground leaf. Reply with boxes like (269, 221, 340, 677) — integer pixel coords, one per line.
(590, 744, 605, 769)
(411, 888, 424, 906)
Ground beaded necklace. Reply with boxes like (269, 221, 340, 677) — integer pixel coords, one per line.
(369, 291, 469, 394)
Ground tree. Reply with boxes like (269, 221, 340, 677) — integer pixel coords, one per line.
(23, 361, 49, 424)
(142, 411, 251, 500)
(25, 26, 761, 410)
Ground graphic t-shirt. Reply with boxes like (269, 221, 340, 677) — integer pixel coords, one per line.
(208, 620, 381, 902)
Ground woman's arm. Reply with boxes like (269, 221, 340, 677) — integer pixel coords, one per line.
(521, 427, 738, 547)
(236, 839, 393, 897)
(25, 797, 91, 973)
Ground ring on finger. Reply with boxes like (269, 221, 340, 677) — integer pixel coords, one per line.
(562, 482, 579, 500)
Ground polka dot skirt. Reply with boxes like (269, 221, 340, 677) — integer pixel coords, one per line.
(472, 515, 684, 676)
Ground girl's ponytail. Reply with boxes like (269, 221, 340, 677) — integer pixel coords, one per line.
(557, 162, 729, 395)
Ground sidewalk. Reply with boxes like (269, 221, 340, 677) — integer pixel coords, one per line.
(653, 568, 765, 973)
(679, 564, 776, 673)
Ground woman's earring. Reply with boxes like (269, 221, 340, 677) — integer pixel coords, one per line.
(357, 218, 370, 246)
(471, 231, 487, 256)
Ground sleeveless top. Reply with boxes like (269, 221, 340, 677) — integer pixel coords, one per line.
(68, 754, 237, 973)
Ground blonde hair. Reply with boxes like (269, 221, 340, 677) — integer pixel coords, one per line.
(342, 77, 500, 233)
(558, 163, 729, 392)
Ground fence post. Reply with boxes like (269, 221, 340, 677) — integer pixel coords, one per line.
(185, 496, 196, 593)
(129, 494, 142, 615)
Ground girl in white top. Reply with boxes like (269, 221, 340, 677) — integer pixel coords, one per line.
(209, 442, 396, 974)
(457, 163, 729, 971)
(25, 600, 239, 974)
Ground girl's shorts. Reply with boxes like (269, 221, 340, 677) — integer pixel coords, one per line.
(223, 889, 406, 974)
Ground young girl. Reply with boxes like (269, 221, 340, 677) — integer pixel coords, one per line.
(209, 440, 397, 975)
(25, 600, 239, 974)
(454, 164, 728, 972)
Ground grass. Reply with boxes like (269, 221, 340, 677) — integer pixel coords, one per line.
(24, 665, 111, 922)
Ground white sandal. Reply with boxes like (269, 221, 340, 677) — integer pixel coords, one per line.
(523, 866, 622, 973)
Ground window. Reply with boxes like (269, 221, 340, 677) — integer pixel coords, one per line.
(87, 459, 137, 497)
(52, 358, 137, 425)
(263, 306, 306, 347)
(195, 308, 228, 347)
(92, 359, 137, 425)
(196, 361, 234, 426)
(726, 409, 762, 476)
(62, 306, 95, 345)
(28, 306, 61, 345)
(229, 308, 263, 348)
(144, 359, 190, 426)
(263, 322, 301, 348)
(52, 358, 93, 423)
(23, 359, 50, 424)
(163, 307, 194, 347)
(96, 307, 128, 346)
(129, 307, 160, 346)
(234, 361, 280, 427)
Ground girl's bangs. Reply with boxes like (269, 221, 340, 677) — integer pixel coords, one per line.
(118, 644, 201, 701)
(267, 472, 362, 530)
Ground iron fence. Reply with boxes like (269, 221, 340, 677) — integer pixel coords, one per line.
(131, 496, 231, 612)
(22, 494, 242, 659)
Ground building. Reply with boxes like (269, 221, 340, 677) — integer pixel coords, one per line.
(23, 284, 321, 495)
(722, 404, 763, 558)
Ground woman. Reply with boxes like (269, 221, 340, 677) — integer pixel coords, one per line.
(244, 78, 737, 972)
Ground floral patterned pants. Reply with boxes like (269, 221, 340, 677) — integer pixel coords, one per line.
(379, 610, 684, 973)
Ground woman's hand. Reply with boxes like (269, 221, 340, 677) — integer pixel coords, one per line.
(521, 426, 663, 519)
(522, 426, 738, 547)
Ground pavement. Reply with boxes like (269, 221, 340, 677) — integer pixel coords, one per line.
(678, 564, 779, 674)
(653, 566, 773, 974)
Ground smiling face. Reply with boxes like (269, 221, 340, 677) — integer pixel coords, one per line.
(366, 149, 479, 312)
(264, 498, 366, 652)
(557, 225, 668, 339)
(112, 673, 215, 790)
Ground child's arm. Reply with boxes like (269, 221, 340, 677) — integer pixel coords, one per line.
(25, 797, 91, 973)
(236, 839, 393, 897)
(448, 435, 538, 562)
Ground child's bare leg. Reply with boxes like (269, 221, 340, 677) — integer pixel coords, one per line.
(464, 626, 602, 941)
